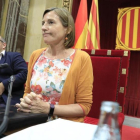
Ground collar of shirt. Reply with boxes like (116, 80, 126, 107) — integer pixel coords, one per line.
(0, 50, 5, 56)
(0, 50, 5, 60)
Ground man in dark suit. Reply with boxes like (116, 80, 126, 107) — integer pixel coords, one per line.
(0, 36, 27, 106)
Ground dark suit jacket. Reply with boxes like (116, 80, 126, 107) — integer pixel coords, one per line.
(0, 51, 27, 105)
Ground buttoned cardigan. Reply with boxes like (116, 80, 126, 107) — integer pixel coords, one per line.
(24, 48, 93, 122)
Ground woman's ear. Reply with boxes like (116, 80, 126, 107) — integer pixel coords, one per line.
(67, 25, 72, 34)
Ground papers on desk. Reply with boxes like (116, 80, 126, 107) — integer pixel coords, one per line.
(2, 118, 97, 140)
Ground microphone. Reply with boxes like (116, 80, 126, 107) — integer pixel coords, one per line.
(0, 75, 15, 135)
(0, 63, 9, 69)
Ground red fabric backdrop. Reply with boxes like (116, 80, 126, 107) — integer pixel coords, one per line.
(72, 0, 140, 117)
(124, 51, 140, 117)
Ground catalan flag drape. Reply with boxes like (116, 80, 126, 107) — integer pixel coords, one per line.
(86, 0, 100, 49)
(116, 7, 140, 50)
(74, 0, 88, 49)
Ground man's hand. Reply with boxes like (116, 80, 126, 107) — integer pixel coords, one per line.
(0, 82, 5, 95)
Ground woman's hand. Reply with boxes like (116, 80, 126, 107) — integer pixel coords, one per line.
(16, 92, 84, 118)
(16, 92, 50, 114)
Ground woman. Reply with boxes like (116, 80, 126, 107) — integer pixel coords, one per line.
(16, 7, 93, 122)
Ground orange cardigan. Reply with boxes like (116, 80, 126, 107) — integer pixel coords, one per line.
(24, 48, 93, 122)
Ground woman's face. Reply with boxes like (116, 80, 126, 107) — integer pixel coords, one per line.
(42, 11, 67, 46)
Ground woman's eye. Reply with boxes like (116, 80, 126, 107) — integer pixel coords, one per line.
(49, 21, 54, 24)
(42, 21, 45, 25)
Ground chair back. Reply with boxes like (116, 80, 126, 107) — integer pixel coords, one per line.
(82, 49, 130, 118)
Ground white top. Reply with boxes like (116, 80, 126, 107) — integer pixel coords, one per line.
(30, 50, 75, 105)
(1, 119, 97, 140)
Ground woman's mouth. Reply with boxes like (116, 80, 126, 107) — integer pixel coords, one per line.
(43, 33, 50, 36)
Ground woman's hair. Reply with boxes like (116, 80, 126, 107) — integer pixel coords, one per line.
(43, 7, 75, 48)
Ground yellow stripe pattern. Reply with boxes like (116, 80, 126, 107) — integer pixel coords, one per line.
(89, 13, 97, 48)
(75, 21, 88, 49)
(87, 0, 100, 49)
(117, 7, 140, 50)
(133, 9, 139, 49)
(125, 11, 130, 47)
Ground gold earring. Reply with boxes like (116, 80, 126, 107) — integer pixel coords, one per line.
(65, 37, 68, 40)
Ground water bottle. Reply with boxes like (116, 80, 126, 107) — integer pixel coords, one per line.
(92, 101, 121, 140)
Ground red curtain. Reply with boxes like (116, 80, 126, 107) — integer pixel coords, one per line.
(124, 51, 140, 117)
(72, 0, 140, 117)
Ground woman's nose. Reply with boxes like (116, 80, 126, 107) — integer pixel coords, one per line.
(42, 23, 48, 31)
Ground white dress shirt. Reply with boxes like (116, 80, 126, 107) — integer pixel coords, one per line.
(0, 50, 5, 60)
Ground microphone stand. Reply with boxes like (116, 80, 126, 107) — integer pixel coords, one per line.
(0, 75, 15, 135)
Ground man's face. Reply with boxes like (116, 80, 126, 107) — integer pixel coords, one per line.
(0, 36, 6, 53)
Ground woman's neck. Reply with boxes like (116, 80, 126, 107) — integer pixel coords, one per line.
(45, 45, 74, 59)
(47, 45, 66, 56)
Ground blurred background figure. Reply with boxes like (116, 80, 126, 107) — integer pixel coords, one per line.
(0, 36, 27, 106)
